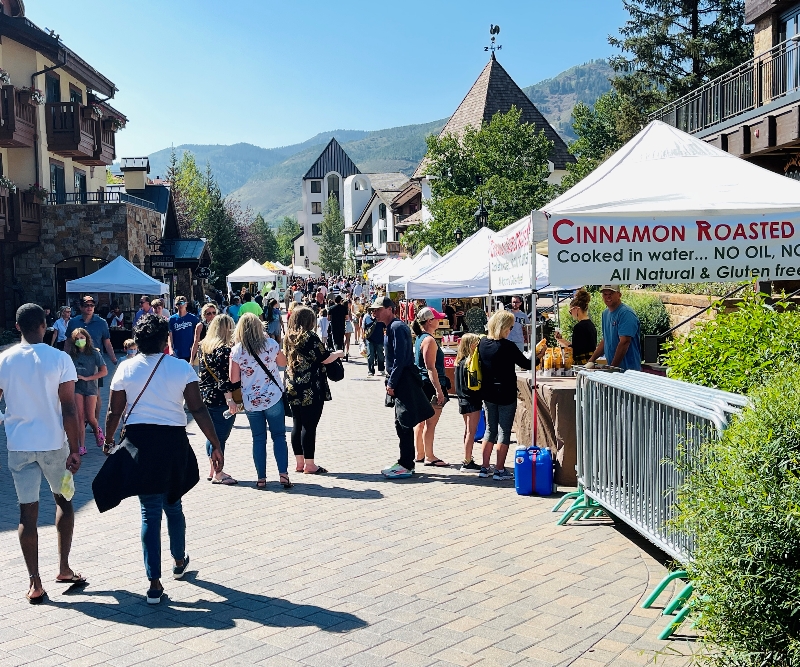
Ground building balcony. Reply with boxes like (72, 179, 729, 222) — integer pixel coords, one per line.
(0, 86, 35, 148)
(45, 102, 96, 161)
(650, 35, 800, 164)
(6, 190, 40, 243)
(77, 119, 116, 166)
(46, 190, 158, 210)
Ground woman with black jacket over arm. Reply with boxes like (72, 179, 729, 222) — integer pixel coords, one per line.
(478, 310, 532, 481)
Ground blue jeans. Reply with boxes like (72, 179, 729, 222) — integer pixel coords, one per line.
(366, 341, 385, 374)
(139, 493, 185, 580)
(206, 405, 235, 458)
(245, 400, 288, 478)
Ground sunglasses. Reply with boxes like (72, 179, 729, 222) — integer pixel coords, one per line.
(206, 311, 217, 316)
(176, 301, 187, 305)
(82, 303, 95, 307)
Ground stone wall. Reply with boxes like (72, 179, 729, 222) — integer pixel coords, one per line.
(2, 202, 162, 323)
(645, 291, 716, 338)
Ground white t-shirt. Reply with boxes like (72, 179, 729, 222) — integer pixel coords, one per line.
(293, 290, 303, 303)
(230, 339, 283, 412)
(110, 353, 198, 427)
(318, 316, 329, 340)
(0, 343, 77, 451)
(266, 289, 278, 303)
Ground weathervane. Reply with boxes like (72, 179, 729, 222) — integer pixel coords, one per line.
(485, 25, 501, 54)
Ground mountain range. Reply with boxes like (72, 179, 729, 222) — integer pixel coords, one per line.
(146, 59, 613, 224)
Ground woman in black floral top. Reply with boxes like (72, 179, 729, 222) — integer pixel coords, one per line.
(284, 306, 343, 474)
(198, 314, 239, 485)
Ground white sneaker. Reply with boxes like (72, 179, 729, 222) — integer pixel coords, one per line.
(381, 463, 414, 478)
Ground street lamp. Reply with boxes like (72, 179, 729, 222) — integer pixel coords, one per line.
(474, 200, 488, 228)
(454, 227, 463, 244)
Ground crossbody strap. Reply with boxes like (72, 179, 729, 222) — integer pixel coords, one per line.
(123, 353, 166, 426)
(201, 352, 220, 384)
(251, 350, 282, 389)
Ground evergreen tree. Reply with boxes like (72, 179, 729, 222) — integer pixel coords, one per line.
(251, 213, 279, 263)
(315, 195, 345, 275)
(275, 215, 301, 265)
(203, 174, 242, 289)
(609, 0, 752, 117)
(406, 106, 555, 254)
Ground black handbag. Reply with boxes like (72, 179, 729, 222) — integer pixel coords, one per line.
(325, 353, 345, 382)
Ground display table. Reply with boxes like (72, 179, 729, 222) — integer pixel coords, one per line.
(514, 373, 578, 486)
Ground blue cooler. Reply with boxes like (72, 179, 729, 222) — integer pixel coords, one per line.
(514, 446, 533, 496)
(532, 446, 554, 496)
(474, 410, 486, 442)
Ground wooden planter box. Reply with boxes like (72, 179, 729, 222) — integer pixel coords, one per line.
(23, 192, 43, 205)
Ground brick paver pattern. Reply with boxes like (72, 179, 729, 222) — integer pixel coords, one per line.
(0, 350, 695, 666)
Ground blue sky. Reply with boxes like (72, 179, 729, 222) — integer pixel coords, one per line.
(26, 1, 630, 157)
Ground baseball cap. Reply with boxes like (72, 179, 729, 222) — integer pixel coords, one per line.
(369, 296, 395, 310)
(80, 295, 96, 305)
(599, 285, 622, 293)
(416, 307, 436, 322)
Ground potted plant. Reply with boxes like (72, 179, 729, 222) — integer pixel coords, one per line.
(19, 87, 44, 106)
(23, 183, 48, 204)
(103, 117, 126, 131)
(0, 69, 11, 86)
(81, 104, 102, 120)
(0, 176, 17, 198)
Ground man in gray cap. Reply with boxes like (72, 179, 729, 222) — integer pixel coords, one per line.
(587, 285, 641, 371)
(371, 296, 433, 478)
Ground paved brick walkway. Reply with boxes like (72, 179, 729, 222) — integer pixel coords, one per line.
(0, 351, 695, 666)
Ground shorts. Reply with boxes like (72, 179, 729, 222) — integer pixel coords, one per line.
(8, 444, 70, 504)
(345, 320, 354, 334)
(458, 398, 482, 415)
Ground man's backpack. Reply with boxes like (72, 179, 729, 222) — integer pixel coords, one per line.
(466, 337, 483, 391)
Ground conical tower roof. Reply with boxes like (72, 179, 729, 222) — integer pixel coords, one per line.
(303, 137, 361, 180)
(413, 54, 574, 177)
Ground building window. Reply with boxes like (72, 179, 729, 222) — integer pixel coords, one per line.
(312, 223, 322, 236)
(45, 75, 60, 104)
(379, 203, 387, 220)
(327, 174, 340, 200)
(364, 232, 372, 245)
(299, 246, 304, 257)
(311, 201, 322, 214)
(69, 86, 83, 104)
(379, 229, 388, 245)
(310, 180, 322, 193)
(50, 161, 66, 204)
(74, 169, 87, 202)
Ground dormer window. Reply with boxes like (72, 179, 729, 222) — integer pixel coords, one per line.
(378, 203, 387, 220)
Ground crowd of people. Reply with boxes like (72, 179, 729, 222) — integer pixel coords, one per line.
(0, 279, 641, 605)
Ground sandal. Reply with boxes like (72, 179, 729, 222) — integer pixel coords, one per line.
(414, 458, 425, 463)
(26, 590, 46, 605)
(279, 473, 293, 489)
(55, 572, 87, 585)
(424, 459, 450, 467)
(212, 473, 238, 485)
(256, 479, 267, 489)
(304, 466, 328, 475)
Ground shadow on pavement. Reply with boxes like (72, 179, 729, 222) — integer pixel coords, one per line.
(238, 479, 383, 500)
(52, 573, 368, 633)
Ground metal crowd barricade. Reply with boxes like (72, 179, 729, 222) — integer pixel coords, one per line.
(556, 370, 745, 638)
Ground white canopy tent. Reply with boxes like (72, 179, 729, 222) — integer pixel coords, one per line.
(226, 259, 277, 294)
(406, 227, 550, 299)
(372, 258, 413, 286)
(542, 120, 800, 285)
(368, 257, 404, 283)
(387, 246, 442, 292)
(66, 256, 169, 295)
(290, 265, 313, 277)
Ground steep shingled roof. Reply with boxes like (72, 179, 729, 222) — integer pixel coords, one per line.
(413, 54, 574, 177)
(303, 137, 361, 180)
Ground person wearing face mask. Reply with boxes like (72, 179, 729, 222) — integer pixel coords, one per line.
(65, 328, 107, 455)
(168, 296, 199, 363)
(122, 339, 138, 360)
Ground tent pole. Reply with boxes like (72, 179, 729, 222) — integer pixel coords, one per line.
(530, 211, 537, 455)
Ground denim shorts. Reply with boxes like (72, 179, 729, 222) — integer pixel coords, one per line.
(7, 444, 69, 504)
(483, 401, 516, 446)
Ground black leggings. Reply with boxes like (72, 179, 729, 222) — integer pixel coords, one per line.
(290, 401, 325, 460)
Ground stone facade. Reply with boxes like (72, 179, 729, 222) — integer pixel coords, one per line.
(2, 202, 162, 322)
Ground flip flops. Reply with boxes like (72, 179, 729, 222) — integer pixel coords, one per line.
(304, 467, 328, 474)
(55, 573, 87, 585)
(424, 459, 449, 467)
(26, 590, 46, 604)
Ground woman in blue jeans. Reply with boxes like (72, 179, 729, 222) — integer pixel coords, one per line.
(229, 313, 292, 489)
(97, 314, 223, 604)
(198, 313, 239, 485)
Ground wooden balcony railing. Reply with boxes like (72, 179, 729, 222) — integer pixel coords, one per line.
(6, 191, 40, 243)
(0, 188, 8, 241)
(45, 102, 95, 160)
(0, 86, 35, 148)
(651, 35, 800, 134)
(78, 119, 116, 166)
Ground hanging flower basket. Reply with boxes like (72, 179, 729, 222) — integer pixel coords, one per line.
(0, 176, 17, 197)
(20, 87, 44, 106)
(0, 69, 11, 86)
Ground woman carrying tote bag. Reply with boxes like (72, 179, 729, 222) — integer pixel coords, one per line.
(93, 314, 223, 605)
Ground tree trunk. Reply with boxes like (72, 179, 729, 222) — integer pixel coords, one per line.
(690, 0, 702, 80)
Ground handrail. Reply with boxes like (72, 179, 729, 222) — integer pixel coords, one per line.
(649, 34, 800, 134)
(46, 191, 157, 211)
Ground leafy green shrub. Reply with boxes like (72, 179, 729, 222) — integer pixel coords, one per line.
(557, 289, 671, 353)
(675, 369, 800, 666)
(663, 291, 800, 394)
(653, 282, 745, 297)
